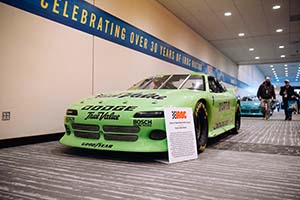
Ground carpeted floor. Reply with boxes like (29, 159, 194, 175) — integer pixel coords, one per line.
(0, 111, 299, 200)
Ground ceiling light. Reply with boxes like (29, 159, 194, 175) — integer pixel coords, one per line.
(277, 80, 280, 82)
(249, 48, 254, 51)
(272, 5, 281, 10)
(224, 12, 232, 16)
(276, 29, 283, 33)
(272, 68, 275, 70)
(238, 33, 245, 37)
(279, 45, 285, 49)
(255, 56, 260, 59)
(270, 65, 273, 67)
(281, 55, 286, 58)
(284, 64, 288, 67)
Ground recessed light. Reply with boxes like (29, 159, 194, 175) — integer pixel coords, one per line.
(224, 12, 232, 16)
(284, 64, 288, 67)
(255, 56, 260, 59)
(270, 65, 273, 67)
(276, 29, 283, 33)
(281, 55, 286, 58)
(238, 33, 245, 37)
(272, 5, 281, 10)
(279, 45, 285, 49)
(249, 48, 254, 51)
(277, 80, 280, 82)
(272, 68, 275, 70)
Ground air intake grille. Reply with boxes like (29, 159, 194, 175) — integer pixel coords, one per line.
(72, 123, 100, 131)
(74, 131, 100, 139)
(103, 125, 140, 133)
(104, 134, 138, 141)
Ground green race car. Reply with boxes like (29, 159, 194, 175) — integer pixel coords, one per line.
(60, 73, 241, 153)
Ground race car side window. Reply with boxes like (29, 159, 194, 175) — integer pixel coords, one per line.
(181, 75, 205, 91)
(208, 76, 225, 93)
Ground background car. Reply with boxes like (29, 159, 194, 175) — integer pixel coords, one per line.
(60, 73, 241, 153)
(240, 96, 276, 116)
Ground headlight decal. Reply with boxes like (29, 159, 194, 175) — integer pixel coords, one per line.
(133, 111, 164, 118)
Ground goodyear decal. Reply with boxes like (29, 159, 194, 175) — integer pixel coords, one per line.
(81, 142, 113, 148)
(1, 0, 249, 88)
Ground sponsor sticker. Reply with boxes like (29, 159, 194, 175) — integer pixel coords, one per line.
(133, 119, 152, 127)
(84, 112, 120, 120)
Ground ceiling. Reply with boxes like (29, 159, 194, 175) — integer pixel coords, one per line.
(157, 0, 300, 85)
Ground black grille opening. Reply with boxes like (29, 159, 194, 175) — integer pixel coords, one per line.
(149, 130, 166, 140)
(64, 124, 71, 135)
(74, 131, 100, 139)
(104, 134, 138, 141)
(72, 123, 100, 131)
(103, 125, 140, 133)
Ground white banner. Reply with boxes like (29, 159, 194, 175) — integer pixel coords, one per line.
(164, 107, 198, 163)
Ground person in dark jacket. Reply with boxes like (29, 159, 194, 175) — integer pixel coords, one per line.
(257, 76, 276, 120)
(279, 79, 299, 120)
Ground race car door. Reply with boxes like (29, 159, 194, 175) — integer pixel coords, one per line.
(208, 76, 232, 135)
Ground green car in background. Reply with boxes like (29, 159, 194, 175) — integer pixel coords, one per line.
(60, 73, 241, 153)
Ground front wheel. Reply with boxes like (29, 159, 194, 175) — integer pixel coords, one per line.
(194, 102, 209, 154)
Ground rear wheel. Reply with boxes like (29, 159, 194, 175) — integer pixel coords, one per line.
(231, 103, 241, 134)
(194, 101, 209, 154)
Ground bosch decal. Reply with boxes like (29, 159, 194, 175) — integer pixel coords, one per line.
(95, 92, 167, 100)
(133, 119, 152, 127)
(84, 112, 120, 120)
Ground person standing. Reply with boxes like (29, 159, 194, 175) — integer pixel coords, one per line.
(257, 76, 276, 120)
(279, 80, 299, 120)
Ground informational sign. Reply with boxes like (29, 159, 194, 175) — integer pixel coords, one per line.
(164, 108, 198, 163)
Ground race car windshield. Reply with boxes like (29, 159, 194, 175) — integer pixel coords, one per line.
(128, 74, 190, 90)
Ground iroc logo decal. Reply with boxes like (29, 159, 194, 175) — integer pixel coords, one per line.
(171, 111, 187, 119)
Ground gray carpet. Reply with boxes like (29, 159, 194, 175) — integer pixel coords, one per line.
(0, 111, 299, 200)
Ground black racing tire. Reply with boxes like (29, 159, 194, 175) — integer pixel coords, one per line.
(194, 101, 209, 154)
(231, 103, 241, 134)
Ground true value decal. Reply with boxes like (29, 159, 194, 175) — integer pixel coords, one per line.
(81, 105, 137, 121)
(85, 112, 120, 120)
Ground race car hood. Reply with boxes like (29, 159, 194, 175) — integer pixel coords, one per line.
(70, 89, 200, 112)
(241, 101, 260, 108)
